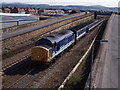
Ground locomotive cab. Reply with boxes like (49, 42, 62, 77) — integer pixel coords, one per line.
(31, 45, 52, 62)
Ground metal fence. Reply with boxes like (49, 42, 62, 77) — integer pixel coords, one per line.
(0, 19, 38, 29)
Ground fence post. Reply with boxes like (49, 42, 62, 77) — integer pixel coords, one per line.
(17, 20, 19, 26)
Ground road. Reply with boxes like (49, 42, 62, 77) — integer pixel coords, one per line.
(1, 13, 86, 40)
(94, 14, 119, 89)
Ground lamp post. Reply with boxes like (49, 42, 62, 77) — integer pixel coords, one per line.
(89, 40, 108, 90)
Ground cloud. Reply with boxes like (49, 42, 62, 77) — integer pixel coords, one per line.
(0, 0, 119, 7)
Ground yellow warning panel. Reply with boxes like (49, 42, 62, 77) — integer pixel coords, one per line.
(31, 46, 49, 62)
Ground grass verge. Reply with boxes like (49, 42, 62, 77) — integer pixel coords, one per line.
(63, 47, 92, 90)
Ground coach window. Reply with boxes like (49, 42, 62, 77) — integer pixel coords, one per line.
(57, 44, 60, 51)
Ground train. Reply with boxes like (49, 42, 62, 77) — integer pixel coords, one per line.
(31, 18, 105, 63)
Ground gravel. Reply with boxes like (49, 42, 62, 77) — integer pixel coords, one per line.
(2, 18, 103, 89)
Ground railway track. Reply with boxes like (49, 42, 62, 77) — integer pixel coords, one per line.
(1, 16, 95, 75)
(6, 68, 35, 88)
(2, 60, 50, 88)
(2, 13, 94, 61)
(10, 22, 104, 88)
(2, 18, 105, 89)
(2, 58, 33, 88)
(2, 53, 49, 88)
(2, 13, 88, 40)
(27, 21, 105, 88)
(1, 54, 30, 77)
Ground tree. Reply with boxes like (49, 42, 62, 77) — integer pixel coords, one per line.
(2, 7, 4, 10)
(70, 10, 77, 14)
(61, 9, 67, 13)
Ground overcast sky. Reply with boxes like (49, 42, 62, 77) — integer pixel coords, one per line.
(0, 0, 119, 7)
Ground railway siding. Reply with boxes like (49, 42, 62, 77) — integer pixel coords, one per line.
(2, 13, 84, 33)
(2, 14, 94, 56)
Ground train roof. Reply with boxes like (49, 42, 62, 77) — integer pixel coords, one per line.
(43, 30, 73, 43)
(38, 44, 52, 50)
(35, 30, 73, 47)
(71, 18, 104, 32)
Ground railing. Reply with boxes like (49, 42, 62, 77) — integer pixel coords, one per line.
(0, 19, 38, 26)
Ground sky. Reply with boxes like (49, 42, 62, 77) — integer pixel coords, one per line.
(0, 0, 120, 7)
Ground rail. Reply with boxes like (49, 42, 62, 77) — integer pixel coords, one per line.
(2, 13, 93, 40)
(0, 14, 94, 75)
(7, 68, 35, 88)
(0, 54, 30, 75)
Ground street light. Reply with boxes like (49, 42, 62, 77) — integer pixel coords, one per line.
(89, 39, 108, 90)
